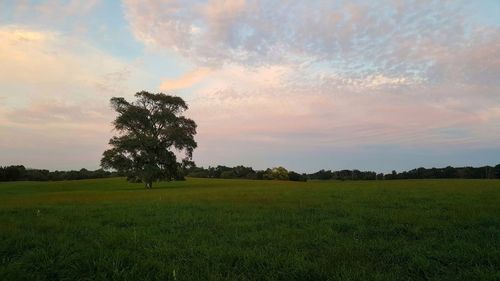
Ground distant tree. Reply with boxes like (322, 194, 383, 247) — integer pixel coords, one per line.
(245, 171, 258, 179)
(267, 167, 289, 180)
(262, 168, 273, 180)
(101, 91, 197, 189)
(443, 166, 457, 178)
(255, 170, 265, 180)
(338, 170, 352, 180)
(209, 166, 232, 178)
(495, 164, 500, 179)
(288, 171, 307, 182)
(232, 165, 255, 178)
(4, 165, 26, 181)
(220, 170, 235, 179)
(309, 169, 332, 180)
(485, 166, 495, 179)
(0, 167, 6, 181)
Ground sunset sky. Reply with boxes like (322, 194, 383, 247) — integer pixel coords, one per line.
(1, 0, 500, 172)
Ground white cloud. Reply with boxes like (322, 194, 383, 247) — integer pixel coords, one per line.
(0, 25, 128, 97)
(160, 67, 212, 91)
(121, 0, 500, 164)
(13, 0, 101, 22)
(0, 25, 151, 169)
(2, 1, 499, 170)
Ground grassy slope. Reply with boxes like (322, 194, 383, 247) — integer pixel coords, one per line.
(0, 178, 499, 281)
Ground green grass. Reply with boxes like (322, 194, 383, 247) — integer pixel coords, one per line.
(1, 178, 499, 281)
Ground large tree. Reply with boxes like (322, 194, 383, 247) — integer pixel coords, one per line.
(101, 91, 197, 189)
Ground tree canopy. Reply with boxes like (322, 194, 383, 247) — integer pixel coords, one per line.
(101, 91, 197, 189)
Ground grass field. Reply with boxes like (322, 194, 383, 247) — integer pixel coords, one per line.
(0, 178, 499, 281)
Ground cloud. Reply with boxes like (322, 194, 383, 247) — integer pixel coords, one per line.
(124, 1, 459, 67)
(160, 67, 211, 91)
(124, 1, 499, 85)
(2, 99, 109, 125)
(188, 79, 490, 147)
(0, 25, 125, 93)
(2, 1, 499, 171)
(121, 0, 500, 169)
(13, 0, 101, 22)
(0, 25, 150, 169)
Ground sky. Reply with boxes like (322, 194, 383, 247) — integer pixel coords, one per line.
(0, 0, 500, 173)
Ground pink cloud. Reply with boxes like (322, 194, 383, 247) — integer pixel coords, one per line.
(160, 68, 212, 91)
(16, 0, 101, 20)
(0, 26, 151, 169)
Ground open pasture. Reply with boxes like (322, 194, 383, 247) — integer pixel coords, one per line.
(1, 178, 499, 281)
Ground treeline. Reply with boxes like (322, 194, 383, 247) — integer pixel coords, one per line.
(0, 165, 115, 182)
(183, 166, 376, 181)
(186, 165, 308, 181)
(186, 164, 500, 181)
(2, 164, 500, 182)
(384, 165, 500, 180)
(308, 165, 500, 180)
(186, 165, 379, 181)
(308, 169, 380, 180)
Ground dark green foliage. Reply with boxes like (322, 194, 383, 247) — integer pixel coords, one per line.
(2, 165, 26, 181)
(220, 170, 235, 179)
(308, 169, 377, 180)
(101, 91, 197, 188)
(0, 165, 114, 181)
(309, 169, 333, 180)
(3, 164, 500, 183)
(384, 165, 499, 180)
(185, 165, 306, 181)
(306, 166, 500, 181)
(185, 164, 500, 182)
(287, 171, 307, 182)
(208, 165, 233, 178)
(263, 167, 289, 180)
(0, 178, 499, 280)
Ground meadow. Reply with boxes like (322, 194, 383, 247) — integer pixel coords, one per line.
(0, 178, 499, 281)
